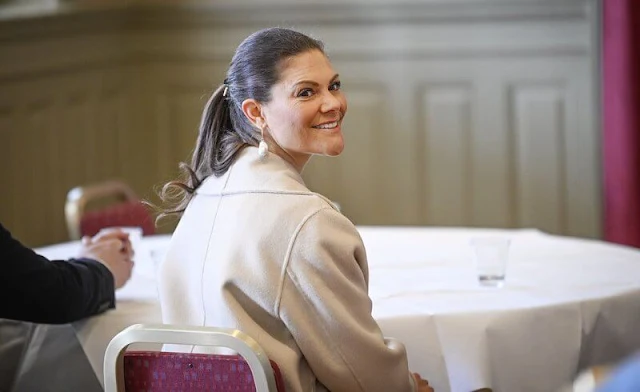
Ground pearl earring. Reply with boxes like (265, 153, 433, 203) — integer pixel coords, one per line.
(258, 140, 268, 159)
(258, 123, 268, 159)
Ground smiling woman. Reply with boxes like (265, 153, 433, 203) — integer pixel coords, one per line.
(155, 27, 432, 392)
(246, 50, 348, 169)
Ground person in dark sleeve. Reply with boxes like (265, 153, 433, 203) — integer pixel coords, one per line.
(0, 222, 134, 324)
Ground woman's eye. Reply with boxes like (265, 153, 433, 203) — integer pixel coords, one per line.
(329, 81, 342, 90)
(297, 89, 314, 97)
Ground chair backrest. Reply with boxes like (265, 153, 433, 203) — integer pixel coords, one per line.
(122, 351, 285, 391)
(65, 180, 155, 240)
(104, 324, 285, 392)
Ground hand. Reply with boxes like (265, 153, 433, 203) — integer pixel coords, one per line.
(78, 229, 134, 289)
(413, 373, 434, 392)
(91, 229, 135, 259)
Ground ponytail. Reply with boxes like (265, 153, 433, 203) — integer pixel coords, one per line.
(154, 83, 251, 221)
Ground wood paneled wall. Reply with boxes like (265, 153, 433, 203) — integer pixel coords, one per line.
(0, 0, 601, 246)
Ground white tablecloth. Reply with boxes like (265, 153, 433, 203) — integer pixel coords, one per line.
(29, 227, 640, 392)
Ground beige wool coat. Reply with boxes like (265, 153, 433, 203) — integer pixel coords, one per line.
(158, 146, 416, 392)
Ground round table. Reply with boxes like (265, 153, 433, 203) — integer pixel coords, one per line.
(30, 227, 640, 392)
(362, 227, 640, 392)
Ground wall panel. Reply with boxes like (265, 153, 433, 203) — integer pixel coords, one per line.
(510, 84, 567, 234)
(0, 0, 600, 245)
(421, 84, 472, 225)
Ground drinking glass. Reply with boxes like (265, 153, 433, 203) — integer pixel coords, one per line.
(469, 237, 511, 287)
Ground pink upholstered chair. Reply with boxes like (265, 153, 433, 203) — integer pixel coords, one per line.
(104, 324, 285, 392)
(65, 180, 155, 240)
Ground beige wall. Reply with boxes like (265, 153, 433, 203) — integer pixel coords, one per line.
(0, 0, 601, 246)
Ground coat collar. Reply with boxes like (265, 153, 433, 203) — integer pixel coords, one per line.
(196, 146, 311, 196)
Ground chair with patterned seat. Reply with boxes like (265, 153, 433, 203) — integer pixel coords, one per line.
(104, 324, 285, 392)
(65, 180, 155, 240)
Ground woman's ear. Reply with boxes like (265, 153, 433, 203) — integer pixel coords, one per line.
(241, 98, 265, 129)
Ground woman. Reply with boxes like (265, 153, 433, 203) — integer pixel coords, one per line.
(158, 27, 432, 392)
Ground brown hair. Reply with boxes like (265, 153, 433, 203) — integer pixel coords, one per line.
(156, 28, 324, 221)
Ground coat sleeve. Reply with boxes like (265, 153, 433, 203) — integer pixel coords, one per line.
(276, 207, 416, 392)
(0, 222, 115, 324)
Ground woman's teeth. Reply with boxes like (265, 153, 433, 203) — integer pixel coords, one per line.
(314, 121, 338, 129)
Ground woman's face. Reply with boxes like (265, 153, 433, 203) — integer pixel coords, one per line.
(260, 49, 347, 171)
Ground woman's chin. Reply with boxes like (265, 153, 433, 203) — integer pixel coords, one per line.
(324, 140, 345, 156)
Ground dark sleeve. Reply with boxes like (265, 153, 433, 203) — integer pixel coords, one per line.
(0, 222, 116, 324)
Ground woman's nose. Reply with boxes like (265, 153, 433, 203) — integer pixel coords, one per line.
(321, 91, 342, 112)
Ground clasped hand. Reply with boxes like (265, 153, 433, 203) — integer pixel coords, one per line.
(78, 229, 134, 289)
